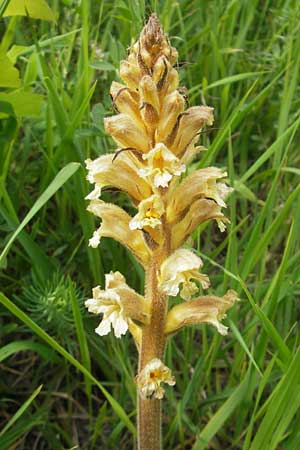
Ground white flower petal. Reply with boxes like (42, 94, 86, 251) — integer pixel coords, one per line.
(95, 317, 112, 336)
(85, 186, 102, 200)
(89, 230, 101, 248)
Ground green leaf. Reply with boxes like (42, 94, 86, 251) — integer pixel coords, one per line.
(0, 162, 80, 266)
(0, 90, 44, 117)
(3, 0, 55, 21)
(0, 340, 60, 363)
(0, 55, 20, 88)
(6, 45, 28, 64)
(90, 61, 116, 71)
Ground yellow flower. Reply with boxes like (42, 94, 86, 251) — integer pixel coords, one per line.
(158, 249, 210, 300)
(136, 358, 176, 399)
(165, 290, 239, 336)
(166, 106, 214, 157)
(85, 152, 152, 204)
(167, 167, 232, 224)
(85, 271, 149, 338)
(104, 113, 150, 152)
(138, 143, 186, 188)
(129, 194, 165, 230)
(87, 200, 151, 267)
(171, 199, 228, 249)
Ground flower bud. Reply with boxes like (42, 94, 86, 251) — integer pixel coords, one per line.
(119, 60, 141, 90)
(104, 114, 149, 152)
(166, 106, 214, 156)
(156, 91, 185, 142)
(86, 152, 152, 204)
(139, 75, 160, 113)
(167, 167, 231, 223)
(110, 81, 142, 125)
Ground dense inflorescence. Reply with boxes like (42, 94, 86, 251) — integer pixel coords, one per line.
(85, 13, 237, 403)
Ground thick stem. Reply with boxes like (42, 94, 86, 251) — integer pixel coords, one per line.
(137, 251, 168, 450)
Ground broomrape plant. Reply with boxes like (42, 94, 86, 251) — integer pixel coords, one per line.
(85, 14, 238, 450)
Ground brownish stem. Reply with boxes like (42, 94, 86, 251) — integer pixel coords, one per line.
(137, 252, 168, 450)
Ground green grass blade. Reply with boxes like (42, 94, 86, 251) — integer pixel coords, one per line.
(192, 371, 250, 450)
(0, 162, 80, 266)
(0, 384, 43, 437)
(0, 291, 136, 436)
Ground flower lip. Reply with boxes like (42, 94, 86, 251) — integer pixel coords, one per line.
(138, 142, 186, 188)
(85, 272, 129, 338)
(129, 194, 165, 230)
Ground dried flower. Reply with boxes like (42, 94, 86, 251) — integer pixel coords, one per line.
(136, 358, 176, 399)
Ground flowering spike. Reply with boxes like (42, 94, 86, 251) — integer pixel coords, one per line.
(84, 14, 238, 450)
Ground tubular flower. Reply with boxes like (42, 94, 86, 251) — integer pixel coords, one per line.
(167, 167, 232, 223)
(87, 200, 151, 267)
(136, 358, 176, 399)
(85, 272, 149, 338)
(158, 249, 210, 300)
(85, 152, 152, 204)
(129, 194, 165, 230)
(164, 290, 239, 336)
(85, 15, 238, 446)
(138, 143, 186, 188)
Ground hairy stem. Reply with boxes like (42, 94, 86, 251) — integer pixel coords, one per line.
(137, 249, 168, 450)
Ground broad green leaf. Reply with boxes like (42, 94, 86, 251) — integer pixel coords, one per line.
(3, 0, 55, 21)
(0, 90, 43, 117)
(0, 55, 20, 88)
(6, 45, 28, 64)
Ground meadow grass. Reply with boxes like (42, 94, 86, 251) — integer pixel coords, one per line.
(0, 0, 300, 449)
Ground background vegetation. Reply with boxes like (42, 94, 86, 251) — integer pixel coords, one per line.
(1, 0, 300, 449)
